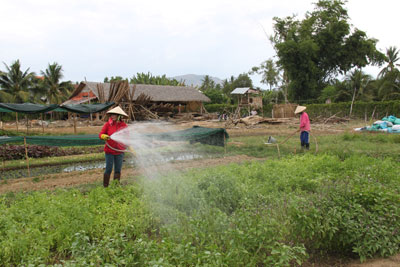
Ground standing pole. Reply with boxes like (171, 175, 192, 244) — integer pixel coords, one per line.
(73, 113, 77, 134)
(276, 144, 281, 158)
(24, 137, 30, 177)
(41, 113, 44, 133)
(16, 112, 19, 132)
(89, 98, 93, 121)
(25, 115, 29, 134)
(223, 133, 227, 156)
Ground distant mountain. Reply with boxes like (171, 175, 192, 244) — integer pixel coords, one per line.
(172, 74, 223, 87)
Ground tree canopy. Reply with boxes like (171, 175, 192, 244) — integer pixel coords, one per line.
(271, 0, 385, 101)
(0, 60, 35, 103)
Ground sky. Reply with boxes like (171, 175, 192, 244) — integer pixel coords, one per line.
(0, 0, 399, 89)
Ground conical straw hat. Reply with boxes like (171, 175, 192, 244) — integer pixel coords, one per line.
(106, 106, 128, 117)
(294, 105, 306, 114)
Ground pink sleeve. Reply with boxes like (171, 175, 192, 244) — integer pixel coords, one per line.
(300, 114, 306, 128)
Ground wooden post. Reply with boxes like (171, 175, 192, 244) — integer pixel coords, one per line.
(276, 144, 281, 158)
(16, 112, 19, 132)
(73, 113, 77, 134)
(89, 98, 93, 122)
(224, 133, 227, 156)
(25, 115, 29, 134)
(24, 137, 30, 177)
(41, 113, 44, 133)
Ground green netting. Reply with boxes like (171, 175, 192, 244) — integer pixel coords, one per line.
(147, 126, 229, 146)
(0, 127, 229, 147)
(0, 135, 104, 146)
(58, 103, 115, 114)
(0, 107, 12, 112)
(0, 103, 59, 114)
(0, 102, 114, 114)
(0, 136, 24, 145)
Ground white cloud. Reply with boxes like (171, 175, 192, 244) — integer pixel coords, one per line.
(0, 0, 399, 87)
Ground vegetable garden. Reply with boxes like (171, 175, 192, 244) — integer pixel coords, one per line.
(0, 121, 400, 266)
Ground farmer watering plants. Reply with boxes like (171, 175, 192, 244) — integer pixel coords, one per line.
(99, 106, 128, 187)
(294, 105, 310, 150)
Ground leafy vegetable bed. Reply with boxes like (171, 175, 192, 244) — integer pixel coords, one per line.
(1, 154, 399, 265)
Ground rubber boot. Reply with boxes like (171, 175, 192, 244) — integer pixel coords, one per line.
(114, 172, 121, 183)
(103, 173, 111, 187)
(305, 143, 310, 150)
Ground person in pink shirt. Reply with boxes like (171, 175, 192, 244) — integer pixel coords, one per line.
(295, 105, 310, 150)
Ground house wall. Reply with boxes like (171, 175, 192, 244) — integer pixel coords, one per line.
(272, 103, 297, 118)
(186, 101, 202, 112)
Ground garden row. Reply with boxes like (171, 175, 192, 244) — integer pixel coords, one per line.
(1, 153, 399, 265)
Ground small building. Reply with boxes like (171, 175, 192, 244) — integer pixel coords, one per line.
(231, 87, 263, 111)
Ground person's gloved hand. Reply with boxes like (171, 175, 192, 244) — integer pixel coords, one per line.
(101, 134, 110, 140)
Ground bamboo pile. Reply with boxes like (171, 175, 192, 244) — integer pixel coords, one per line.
(98, 81, 183, 121)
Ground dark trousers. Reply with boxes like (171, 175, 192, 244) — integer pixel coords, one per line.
(300, 131, 310, 149)
(104, 153, 124, 175)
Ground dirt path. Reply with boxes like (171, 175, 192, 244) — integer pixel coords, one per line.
(0, 155, 257, 194)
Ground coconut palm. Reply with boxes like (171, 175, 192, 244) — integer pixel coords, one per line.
(377, 47, 400, 100)
(378, 46, 400, 77)
(200, 75, 216, 91)
(377, 70, 400, 100)
(0, 60, 35, 103)
(346, 69, 372, 116)
(40, 63, 73, 104)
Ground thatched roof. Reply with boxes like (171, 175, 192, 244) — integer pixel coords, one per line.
(68, 82, 211, 103)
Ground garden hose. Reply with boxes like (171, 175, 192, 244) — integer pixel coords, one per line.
(281, 131, 318, 154)
(106, 142, 137, 156)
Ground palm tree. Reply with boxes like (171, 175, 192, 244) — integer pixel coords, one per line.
(40, 63, 73, 104)
(379, 46, 400, 77)
(346, 69, 372, 116)
(377, 70, 400, 100)
(377, 47, 400, 100)
(200, 75, 215, 91)
(0, 60, 35, 103)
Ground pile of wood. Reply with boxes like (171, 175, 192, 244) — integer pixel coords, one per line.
(312, 113, 350, 124)
(226, 115, 289, 128)
(96, 81, 176, 121)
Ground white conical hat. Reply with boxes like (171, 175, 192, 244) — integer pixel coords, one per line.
(294, 105, 306, 114)
(106, 106, 128, 117)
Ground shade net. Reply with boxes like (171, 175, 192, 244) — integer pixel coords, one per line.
(0, 127, 229, 147)
(58, 103, 114, 114)
(0, 102, 114, 114)
(146, 126, 229, 147)
(0, 135, 104, 146)
(0, 103, 59, 114)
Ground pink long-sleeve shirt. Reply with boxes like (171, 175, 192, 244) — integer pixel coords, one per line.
(300, 112, 311, 132)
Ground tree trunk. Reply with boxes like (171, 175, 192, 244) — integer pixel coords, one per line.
(349, 86, 357, 117)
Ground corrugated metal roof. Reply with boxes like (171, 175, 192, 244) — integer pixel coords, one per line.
(231, 87, 251, 95)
